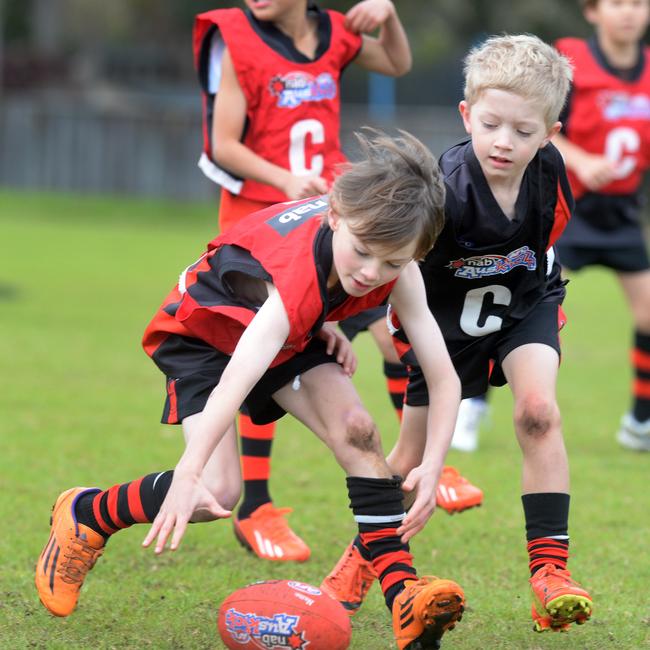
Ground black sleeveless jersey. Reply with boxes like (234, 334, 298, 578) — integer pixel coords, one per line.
(419, 140, 573, 354)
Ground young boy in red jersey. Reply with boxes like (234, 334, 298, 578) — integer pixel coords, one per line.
(35, 130, 467, 649)
(554, 0, 650, 451)
(194, 0, 418, 560)
(322, 35, 595, 634)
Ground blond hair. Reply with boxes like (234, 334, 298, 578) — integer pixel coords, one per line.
(330, 129, 445, 260)
(464, 34, 573, 126)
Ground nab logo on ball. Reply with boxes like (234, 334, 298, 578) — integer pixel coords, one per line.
(224, 608, 307, 649)
(218, 579, 351, 650)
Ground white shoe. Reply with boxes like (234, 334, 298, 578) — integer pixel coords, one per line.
(450, 397, 488, 453)
(616, 413, 650, 451)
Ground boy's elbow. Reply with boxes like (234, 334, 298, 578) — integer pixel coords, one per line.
(396, 58, 412, 77)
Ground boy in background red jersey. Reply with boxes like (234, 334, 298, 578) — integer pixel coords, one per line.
(554, 0, 650, 451)
(194, 0, 478, 562)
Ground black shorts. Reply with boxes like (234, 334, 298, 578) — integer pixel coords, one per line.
(338, 306, 388, 342)
(556, 241, 650, 273)
(404, 300, 563, 405)
(152, 335, 335, 425)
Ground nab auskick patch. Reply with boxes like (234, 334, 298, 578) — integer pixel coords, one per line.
(224, 607, 308, 649)
(447, 245, 537, 279)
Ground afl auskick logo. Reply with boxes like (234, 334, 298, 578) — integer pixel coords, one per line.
(267, 198, 328, 236)
(447, 245, 537, 279)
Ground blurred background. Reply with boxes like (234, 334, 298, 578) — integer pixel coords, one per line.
(0, 0, 595, 202)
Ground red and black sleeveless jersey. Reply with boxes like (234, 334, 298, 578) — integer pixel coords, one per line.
(142, 197, 395, 367)
(417, 140, 572, 355)
(194, 6, 362, 202)
(556, 37, 650, 199)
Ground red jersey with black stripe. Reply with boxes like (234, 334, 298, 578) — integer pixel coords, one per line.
(416, 140, 572, 354)
(556, 37, 650, 199)
(142, 196, 395, 367)
(194, 6, 362, 202)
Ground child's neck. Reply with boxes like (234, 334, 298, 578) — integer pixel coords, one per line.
(273, 5, 318, 60)
(597, 31, 640, 70)
(485, 173, 525, 221)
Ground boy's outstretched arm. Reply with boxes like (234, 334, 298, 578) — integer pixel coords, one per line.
(387, 263, 461, 542)
(347, 0, 412, 76)
(211, 48, 328, 200)
(142, 286, 291, 554)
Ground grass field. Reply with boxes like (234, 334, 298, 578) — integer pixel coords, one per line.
(2, 189, 649, 649)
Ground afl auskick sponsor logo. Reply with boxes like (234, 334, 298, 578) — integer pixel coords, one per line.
(268, 198, 328, 235)
(447, 245, 537, 279)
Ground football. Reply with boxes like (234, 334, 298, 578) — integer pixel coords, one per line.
(217, 579, 352, 649)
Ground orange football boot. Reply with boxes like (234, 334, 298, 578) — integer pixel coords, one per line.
(233, 503, 310, 562)
(530, 564, 593, 632)
(392, 576, 465, 650)
(320, 541, 377, 616)
(35, 487, 105, 617)
(436, 466, 483, 514)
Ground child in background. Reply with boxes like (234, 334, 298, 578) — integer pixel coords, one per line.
(35, 130, 467, 650)
(322, 35, 594, 634)
(193, 0, 413, 561)
(554, 0, 650, 451)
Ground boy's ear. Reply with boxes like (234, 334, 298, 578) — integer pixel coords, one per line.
(541, 121, 562, 148)
(459, 101, 472, 134)
(584, 5, 598, 26)
(327, 207, 340, 231)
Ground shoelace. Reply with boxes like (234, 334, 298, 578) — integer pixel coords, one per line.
(58, 537, 104, 585)
(254, 507, 298, 545)
(328, 549, 375, 594)
(442, 467, 470, 486)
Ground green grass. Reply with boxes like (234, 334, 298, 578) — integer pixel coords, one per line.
(2, 189, 649, 649)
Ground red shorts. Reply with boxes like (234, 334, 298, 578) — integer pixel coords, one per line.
(218, 188, 274, 233)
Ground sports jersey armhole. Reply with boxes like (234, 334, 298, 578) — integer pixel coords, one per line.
(207, 29, 226, 94)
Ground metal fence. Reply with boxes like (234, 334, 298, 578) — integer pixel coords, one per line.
(0, 93, 465, 202)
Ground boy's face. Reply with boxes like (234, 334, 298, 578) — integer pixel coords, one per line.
(459, 89, 561, 187)
(244, 0, 305, 21)
(327, 211, 417, 297)
(586, 0, 650, 45)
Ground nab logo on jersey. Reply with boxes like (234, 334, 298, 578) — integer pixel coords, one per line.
(448, 246, 537, 279)
(267, 198, 328, 236)
(269, 71, 337, 108)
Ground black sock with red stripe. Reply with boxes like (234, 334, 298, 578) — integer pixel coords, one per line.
(238, 414, 275, 520)
(347, 476, 416, 611)
(75, 471, 174, 539)
(632, 330, 650, 422)
(384, 361, 408, 420)
(522, 492, 570, 575)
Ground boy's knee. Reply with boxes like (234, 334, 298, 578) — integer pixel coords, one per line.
(344, 407, 382, 454)
(203, 478, 241, 512)
(514, 395, 560, 438)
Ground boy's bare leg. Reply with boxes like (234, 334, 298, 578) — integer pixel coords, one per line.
(503, 343, 592, 631)
(274, 364, 465, 647)
(616, 271, 650, 450)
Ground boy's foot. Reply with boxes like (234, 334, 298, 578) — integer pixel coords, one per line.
(35, 487, 105, 617)
(436, 466, 483, 514)
(392, 576, 465, 650)
(450, 397, 488, 452)
(233, 503, 310, 562)
(529, 564, 593, 632)
(616, 413, 650, 451)
(320, 541, 377, 616)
